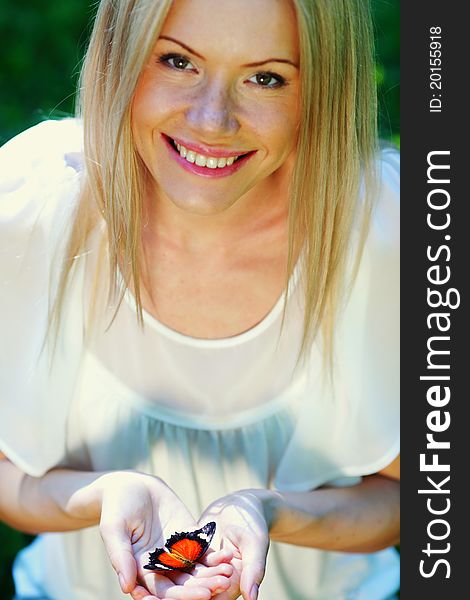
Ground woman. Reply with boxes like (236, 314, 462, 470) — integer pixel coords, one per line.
(0, 0, 400, 599)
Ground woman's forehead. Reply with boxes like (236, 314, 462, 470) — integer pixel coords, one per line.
(159, 0, 299, 63)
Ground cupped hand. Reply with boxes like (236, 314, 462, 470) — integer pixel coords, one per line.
(94, 471, 233, 599)
(199, 491, 270, 600)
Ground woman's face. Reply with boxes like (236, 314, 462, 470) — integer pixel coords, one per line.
(132, 0, 300, 216)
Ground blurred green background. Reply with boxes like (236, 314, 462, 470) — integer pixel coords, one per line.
(0, 1, 399, 598)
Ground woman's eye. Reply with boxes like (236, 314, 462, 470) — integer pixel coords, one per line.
(159, 54, 195, 71)
(248, 72, 286, 89)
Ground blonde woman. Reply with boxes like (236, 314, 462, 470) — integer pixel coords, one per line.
(0, 0, 400, 599)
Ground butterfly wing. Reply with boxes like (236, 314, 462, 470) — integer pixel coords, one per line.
(144, 522, 216, 572)
(144, 547, 189, 571)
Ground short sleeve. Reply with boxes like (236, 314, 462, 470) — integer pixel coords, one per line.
(275, 150, 400, 491)
(0, 120, 85, 476)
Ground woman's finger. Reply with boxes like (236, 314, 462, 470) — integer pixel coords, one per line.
(141, 569, 233, 599)
(191, 562, 233, 579)
(143, 572, 213, 600)
(166, 587, 212, 600)
(130, 584, 158, 600)
(240, 563, 265, 600)
(177, 572, 232, 594)
(200, 547, 233, 567)
(99, 518, 137, 593)
(238, 539, 268, 600)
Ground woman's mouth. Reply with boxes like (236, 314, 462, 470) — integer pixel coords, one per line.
(163, 134, 255, 178)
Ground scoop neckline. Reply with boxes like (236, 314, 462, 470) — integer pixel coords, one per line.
(120, 258, 302, 349)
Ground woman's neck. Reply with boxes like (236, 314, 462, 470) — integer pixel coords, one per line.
(142, 166, 291, 255)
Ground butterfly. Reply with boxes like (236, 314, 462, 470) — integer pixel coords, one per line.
(144, 521, 216, 572)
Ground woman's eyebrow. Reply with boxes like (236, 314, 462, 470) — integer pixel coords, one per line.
(242, 58, 299, 69)
(158, 35, 299, 69)
(159, 36, 205, 59)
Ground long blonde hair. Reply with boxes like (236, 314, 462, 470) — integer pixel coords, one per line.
(52, 0, 377, 363)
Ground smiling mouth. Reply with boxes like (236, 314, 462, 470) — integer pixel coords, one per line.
(165, 135, 254, 171)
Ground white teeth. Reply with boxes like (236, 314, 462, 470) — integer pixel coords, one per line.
(173, 139, 239, 168)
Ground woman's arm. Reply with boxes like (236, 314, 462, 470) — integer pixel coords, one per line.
(199, 456, 399, 600)
(261, 455, 400, 553)
(0, 453, 234, 599)
(0, 452, 102, 533)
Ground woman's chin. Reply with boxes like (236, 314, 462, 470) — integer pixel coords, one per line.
(162, 189, 243, 217)
(175, 199, 237, 217)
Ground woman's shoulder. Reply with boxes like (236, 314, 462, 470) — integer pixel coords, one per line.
(366, 145, 400, 251)
(0, 119, 84, 233)
(0, 118, 84, 194)
(376, 145, 399, 204)
(1, 118, 83, 159)
(377, 144, 400, 174)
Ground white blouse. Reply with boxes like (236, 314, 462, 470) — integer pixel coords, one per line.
(0, 120, 400, 600)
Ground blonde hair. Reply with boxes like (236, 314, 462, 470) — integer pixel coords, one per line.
(52, 0, 377, 363)
(288, 0, 377, 365)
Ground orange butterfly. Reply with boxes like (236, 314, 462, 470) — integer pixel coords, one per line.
(144, 522, 216, 572)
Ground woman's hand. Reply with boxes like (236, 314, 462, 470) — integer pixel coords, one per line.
(199, 491, 270, 600)
(91, 471, 233, 599)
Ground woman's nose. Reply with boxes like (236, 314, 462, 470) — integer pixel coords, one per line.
(185, 79, 240, 139)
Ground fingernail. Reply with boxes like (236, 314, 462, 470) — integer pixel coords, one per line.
(250, 583, 259, 600)
(118, 572, 126, 592)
